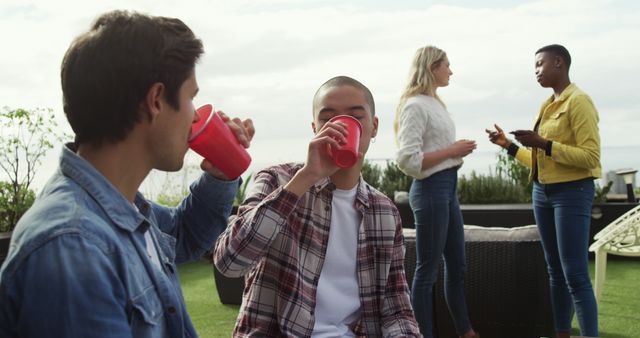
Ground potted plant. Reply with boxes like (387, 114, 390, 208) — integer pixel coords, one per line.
(212, 173, 252, 305)
(0, 107, 65, 266)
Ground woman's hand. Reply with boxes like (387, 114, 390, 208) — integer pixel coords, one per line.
(510, 130, 547, 149)
(485, 124, 511, 149)
(449, 139, 477, 158)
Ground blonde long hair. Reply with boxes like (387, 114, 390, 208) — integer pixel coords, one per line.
(393, 45, 447, 138)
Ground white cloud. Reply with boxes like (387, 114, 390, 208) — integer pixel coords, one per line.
(1, 0, 639, 193)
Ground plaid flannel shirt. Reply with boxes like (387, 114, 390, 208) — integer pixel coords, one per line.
(214, 163, 420, 337)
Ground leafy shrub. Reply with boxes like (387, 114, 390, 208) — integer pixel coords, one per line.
(234, 173, 253, 206)
(361, 161, 383, 189)
(594, 180, 613, 203)
(155, 171, 190, 207)
(0, 107, 65, 232)
(155, 171, 254, 208)
(0, 182, 36, 232)
(495, 151, 532, 202)
(156, 191, 186, 208)
(494, 150, 614, 203)
(362, 160, 412, 200)
(457, 171, 529, 204)
(378, 161, 412, 200)
(364, 156, 531, 204)
(366, 151, 619, 205)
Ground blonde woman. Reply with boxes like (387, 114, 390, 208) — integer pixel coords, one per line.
(395, 46, 478, 338)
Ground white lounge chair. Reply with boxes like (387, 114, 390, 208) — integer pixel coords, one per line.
(588, 204, 640, 305)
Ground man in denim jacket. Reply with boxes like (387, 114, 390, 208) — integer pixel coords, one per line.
(0, 10, 254, 338)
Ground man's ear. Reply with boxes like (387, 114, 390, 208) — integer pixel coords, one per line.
(371, 116, 379, 138)
(311, 121, 317, 134)
(144, 82, 165, 122)
(554, 55, 563, 68)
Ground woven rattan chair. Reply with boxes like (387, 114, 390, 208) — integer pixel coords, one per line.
(404, 225, 553, 338)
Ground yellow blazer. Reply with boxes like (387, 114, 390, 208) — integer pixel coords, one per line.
(515, 83, 601, 184)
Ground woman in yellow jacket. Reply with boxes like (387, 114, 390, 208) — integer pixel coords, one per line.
(487, 44, 600, 338)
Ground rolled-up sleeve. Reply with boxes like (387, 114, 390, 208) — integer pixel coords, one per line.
(396, 102, 428, 178)
(213, 169, 300, 277)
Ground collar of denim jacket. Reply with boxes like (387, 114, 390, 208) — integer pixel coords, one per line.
(59, 144, 146, 233)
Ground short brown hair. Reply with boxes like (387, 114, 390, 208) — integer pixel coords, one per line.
(61, 10, 204, 145)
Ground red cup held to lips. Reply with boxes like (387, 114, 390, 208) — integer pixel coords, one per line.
(328, 115, 362, 168)
(189, 104, 251, 179)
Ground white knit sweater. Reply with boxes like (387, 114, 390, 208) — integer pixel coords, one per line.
(395, 95, 463, 179)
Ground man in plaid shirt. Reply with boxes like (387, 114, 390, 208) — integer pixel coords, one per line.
(214, 76, 420, 337)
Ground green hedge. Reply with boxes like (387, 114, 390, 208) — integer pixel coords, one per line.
(363, 159, 530, 204)
(457, 171, 529, 204)
(362, 160, 411, 200)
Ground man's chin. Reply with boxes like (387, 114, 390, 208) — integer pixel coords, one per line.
(537, 78, 549, 87)
(158, 159, 185, 172)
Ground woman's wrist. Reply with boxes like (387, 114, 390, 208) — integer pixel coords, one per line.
(502, 140, 512, 149)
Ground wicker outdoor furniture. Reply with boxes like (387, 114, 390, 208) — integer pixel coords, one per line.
(403, 225, 554, 338)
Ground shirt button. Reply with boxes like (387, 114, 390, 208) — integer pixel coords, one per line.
(168, 306, 177, 314)
(325, 206, 330, 211)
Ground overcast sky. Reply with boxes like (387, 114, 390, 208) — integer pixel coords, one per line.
(1, 0, 639, 194)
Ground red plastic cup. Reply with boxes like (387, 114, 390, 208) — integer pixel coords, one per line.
(189, 104, 251, 179)
(328, 115, 362, 168)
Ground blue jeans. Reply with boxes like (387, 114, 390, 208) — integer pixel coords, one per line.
(409, 167, 471, 337)
(533, 178, 598, 336)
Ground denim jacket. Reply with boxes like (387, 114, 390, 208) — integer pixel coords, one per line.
(0, 145, 238, 338)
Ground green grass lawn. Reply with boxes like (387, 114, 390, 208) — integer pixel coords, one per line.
(583, 259, 640, 338)
(179, 259, 640, 338)
(179, 260, 239, 337)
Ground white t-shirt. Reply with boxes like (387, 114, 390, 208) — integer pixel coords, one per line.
(144, 230, 162, 269)
(132, 203, 162, 269)
(312, 186, 362, 338)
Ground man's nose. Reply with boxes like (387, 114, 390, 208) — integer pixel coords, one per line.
(192, 108, 201, 123)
